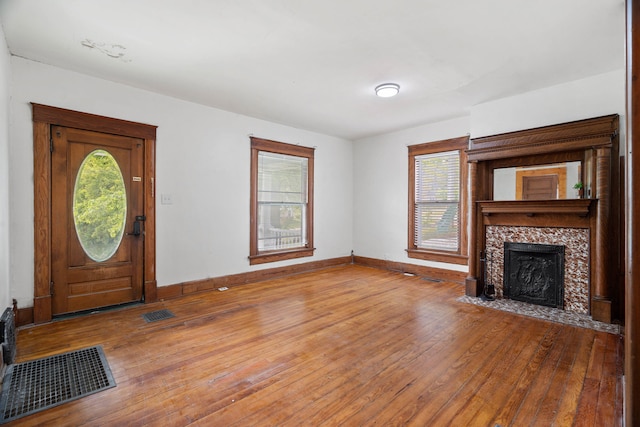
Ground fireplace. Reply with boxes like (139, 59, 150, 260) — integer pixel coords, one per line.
(504, 242, 565, 309)
(465, 115, 620, 323)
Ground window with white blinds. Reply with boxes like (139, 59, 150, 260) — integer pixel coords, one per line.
(408, 136, 468, 264)
(414, 150, 460, 251)
(250, 137, 315, 265)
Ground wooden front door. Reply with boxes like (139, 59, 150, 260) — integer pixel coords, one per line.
(522, 174, 558, 200)
(51, 126, 145, 315)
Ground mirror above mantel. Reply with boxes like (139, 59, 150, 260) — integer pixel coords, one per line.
(493, 161, 584, 201)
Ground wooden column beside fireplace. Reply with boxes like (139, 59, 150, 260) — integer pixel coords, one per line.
(465, 115, 621, 323)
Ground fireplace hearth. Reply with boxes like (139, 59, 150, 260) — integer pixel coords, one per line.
(504, 242, 565, 309)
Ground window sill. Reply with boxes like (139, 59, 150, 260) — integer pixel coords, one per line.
(249, 248, 315, 265)
(406, 249, 468, 265)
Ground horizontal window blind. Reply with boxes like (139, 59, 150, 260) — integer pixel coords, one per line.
(414, 150, 460, 252)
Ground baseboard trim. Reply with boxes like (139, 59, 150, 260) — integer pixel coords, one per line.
(16, 255, 466, 325)
(353, 256, 466, 284)
(16, 306, 34, 328)
(158, 255, 466, 301)
(591, 297, 612, 323)
(158, 256, 353, 300)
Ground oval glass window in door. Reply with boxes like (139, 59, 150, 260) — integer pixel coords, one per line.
(73, 149, 127, 262)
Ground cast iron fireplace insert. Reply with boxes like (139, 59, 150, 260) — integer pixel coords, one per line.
(504, 242, 565, 309)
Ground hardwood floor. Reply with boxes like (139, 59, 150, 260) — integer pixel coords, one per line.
(10, 265, 623, 426)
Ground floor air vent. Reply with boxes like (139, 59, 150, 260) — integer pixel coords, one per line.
(0, 346, 116, 424)
(142, 309, 175, 323)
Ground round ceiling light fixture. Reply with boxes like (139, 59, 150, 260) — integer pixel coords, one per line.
(375, 83, 400, 98)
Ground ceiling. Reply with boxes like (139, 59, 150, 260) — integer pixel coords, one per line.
(0, 0, 626, 140)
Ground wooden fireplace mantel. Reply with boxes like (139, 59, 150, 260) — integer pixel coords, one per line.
(478, 199, 593, 217)
(477, 199, 595, 228)
(465, 115, 621, 323)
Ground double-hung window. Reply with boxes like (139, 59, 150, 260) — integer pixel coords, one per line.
(408, 136, 468, 264)
(249, 137, 314, 265)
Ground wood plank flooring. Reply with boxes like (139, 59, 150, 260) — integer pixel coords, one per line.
(10, 265, 623, 426)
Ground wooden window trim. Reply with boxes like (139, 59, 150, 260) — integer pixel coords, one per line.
(249, 137, 315, 265)
(407, 136, 469, 265)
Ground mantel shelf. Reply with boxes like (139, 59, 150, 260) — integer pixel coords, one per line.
(478, 199, 595, 217)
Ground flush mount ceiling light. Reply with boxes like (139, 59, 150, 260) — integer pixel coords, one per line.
(375, 83, 400, 98)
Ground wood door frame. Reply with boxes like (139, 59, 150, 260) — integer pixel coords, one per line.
(516, 166, 566, 199)
(32, 103, 157, 324)
(626, 1, 640, 424)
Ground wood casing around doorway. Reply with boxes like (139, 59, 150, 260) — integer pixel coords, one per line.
(31, 104, 157, 324)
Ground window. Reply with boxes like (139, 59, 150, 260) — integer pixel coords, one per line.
(250, 137, 315, 265)
(408, 136, 468, 264)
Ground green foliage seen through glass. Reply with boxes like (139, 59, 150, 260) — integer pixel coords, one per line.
(73, 150, 127, 262)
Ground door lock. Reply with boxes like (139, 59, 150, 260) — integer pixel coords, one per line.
(127, 215, 146, 236)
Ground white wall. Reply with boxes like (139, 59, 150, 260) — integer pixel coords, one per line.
(471, 70, 626, 145)
(0, 24, 11, 310)
(472, 69, 625, 200)
(6, 57, 626, 309)
(493, 168, 516, 201)
(352, 69, 625, 274)
(9, 57, 353, 307)
(352, 116, 471, 273)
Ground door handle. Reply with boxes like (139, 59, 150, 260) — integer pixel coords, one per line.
(127, 221, 141, 236)
(127, 215, 146, 236)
